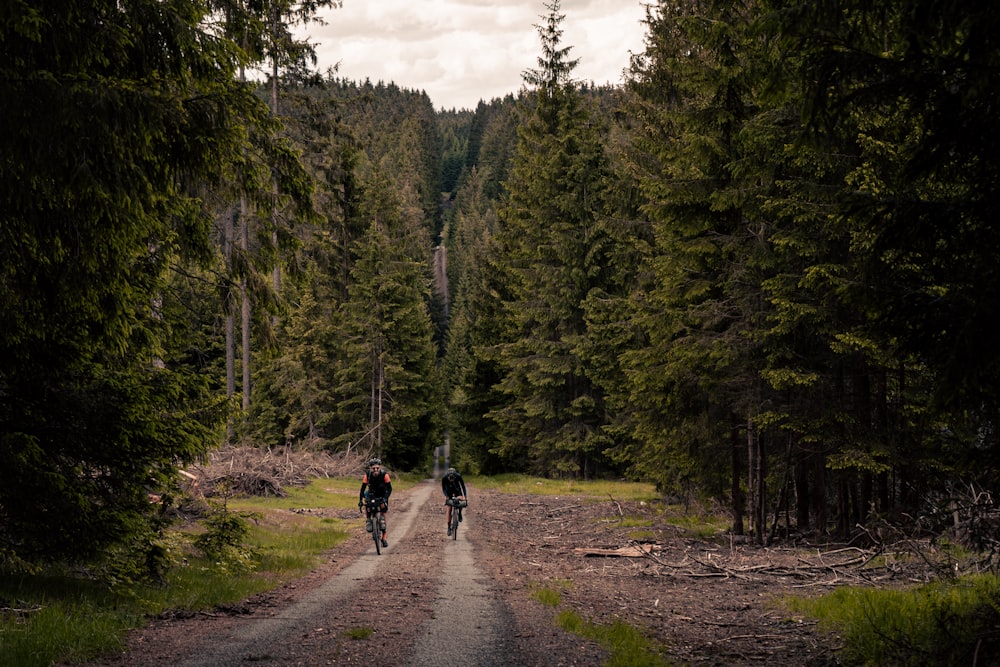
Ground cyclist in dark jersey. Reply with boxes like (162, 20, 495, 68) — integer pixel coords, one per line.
(441, 467, 467, 536)
(359, 458, 392, 547)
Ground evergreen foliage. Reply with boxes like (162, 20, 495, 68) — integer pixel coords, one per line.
(3, 0, 1000, 573)
(0, 0, 287, 564)
(485, 1, 619, 477)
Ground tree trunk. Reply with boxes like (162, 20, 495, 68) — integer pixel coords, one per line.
(730, 414, 744, 535)
(813, 450, 827, 535)
(270, 40, 281, 297)
(747, 418, 766, 545)
(225, 205, 236, 401)
(755, 429, 766, 545)
(371, 337, 384, 455)
(241, 194, 251, 411)
(795, 453, 810, 531)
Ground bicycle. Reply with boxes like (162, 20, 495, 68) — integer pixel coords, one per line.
(446, 496, 467, 540)
(361, 495, 387, 555)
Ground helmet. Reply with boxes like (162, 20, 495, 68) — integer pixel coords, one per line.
(369, 457, 382, 468)
(446, 467, 457, 477)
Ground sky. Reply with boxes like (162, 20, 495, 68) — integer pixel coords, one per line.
(295, 0, 650, 111)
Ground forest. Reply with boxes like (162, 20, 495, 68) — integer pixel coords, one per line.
(2, 0, 999, 572)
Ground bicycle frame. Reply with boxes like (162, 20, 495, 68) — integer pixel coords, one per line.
(446, 496, 466, 540)
(364, 495, 386, 554)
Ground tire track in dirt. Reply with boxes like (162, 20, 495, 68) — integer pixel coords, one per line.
(407, 503, 522, 667)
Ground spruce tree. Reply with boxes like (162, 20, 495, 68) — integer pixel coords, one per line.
(621, 0, 783, 537)
(488, 0, 615, 476)
(0, 0, 298, 565)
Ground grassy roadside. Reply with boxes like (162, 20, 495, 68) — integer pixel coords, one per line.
(0, 474, 417, 667)
(783, 573, 1000, 664)
(470, 473, 661, 501)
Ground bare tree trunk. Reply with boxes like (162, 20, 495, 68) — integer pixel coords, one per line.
(370, 338, 384, 456)
(795, 452, 810, 530)
(748, 418, 766, 545)
(747, 418, 754, 538)
(270, 21, 281, 299)
(730, 413, 744, 535)
(757, 432, 767, 545)
(376, 350, 383, 456)
(241, 194, 251, 411)
(434, 244, 449, 321)
(814, 450, 827, 535)
(235, 62, 252, 419)
(225, 206, 236, 401)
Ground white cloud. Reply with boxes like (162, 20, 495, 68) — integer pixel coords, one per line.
(297, 0, 648, 110)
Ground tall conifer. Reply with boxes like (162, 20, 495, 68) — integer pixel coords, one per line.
(488, 1, 614, 476)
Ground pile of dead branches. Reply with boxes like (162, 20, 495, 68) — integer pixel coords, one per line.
(187, 445, 366, 498)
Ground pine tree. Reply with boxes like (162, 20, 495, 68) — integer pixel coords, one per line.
(330, 170, 441, 470)
(488, 0, 616, 477)
(621, 0, 785, 538)
(0, 0, 298, 565)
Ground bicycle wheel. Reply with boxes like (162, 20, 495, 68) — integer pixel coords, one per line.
(450, 504, 459, 540)
(372, 514, 382, 555)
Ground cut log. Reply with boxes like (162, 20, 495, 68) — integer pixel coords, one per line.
(574, 544, 655, 558)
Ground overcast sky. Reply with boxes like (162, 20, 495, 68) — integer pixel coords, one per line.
(295, 0, 650, 111)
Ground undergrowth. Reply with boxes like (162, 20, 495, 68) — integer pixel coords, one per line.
(555, 609, 670, 667)
(0, 477, 356, 667)
(786, 573, 1000, 665)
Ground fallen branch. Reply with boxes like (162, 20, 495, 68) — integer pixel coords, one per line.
(574, 544, 654, 558)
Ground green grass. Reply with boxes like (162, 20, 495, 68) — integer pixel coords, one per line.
(471, 473, 659, 502)
(526, 576, 670, 667)
(655, 505, 729, 539)
(785, 574, 1000, 665)
(343, 626, 374, 640)
(530, 579, 572, 607)
(476, 474, 729, 540)
(554, 609, 670, 667)
(0, 477, 360, 667)
(1, 600, 138, 666)
(226, 474, 418, 513)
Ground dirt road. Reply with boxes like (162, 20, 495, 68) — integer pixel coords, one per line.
(84, 481, 528, 666)
(85, 480, 845, 667)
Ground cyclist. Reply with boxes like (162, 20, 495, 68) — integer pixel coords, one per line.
(359, 458, 392, 547)
(441, 467, 467, 536)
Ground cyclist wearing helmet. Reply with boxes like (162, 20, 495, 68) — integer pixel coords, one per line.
(441, 467, 467, 536)
(359, 458, 392, 547)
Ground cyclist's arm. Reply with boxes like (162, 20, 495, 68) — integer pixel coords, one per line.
(384, 476, 392, 500)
